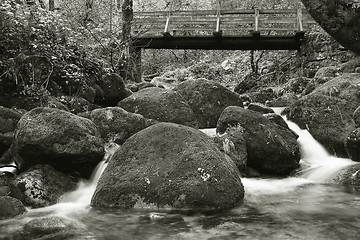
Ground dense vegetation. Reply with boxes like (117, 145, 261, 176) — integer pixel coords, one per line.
(0, 0, 355, 109)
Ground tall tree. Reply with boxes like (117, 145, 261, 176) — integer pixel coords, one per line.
(300, 0, 360, 55)
(121, 0, 141, 82)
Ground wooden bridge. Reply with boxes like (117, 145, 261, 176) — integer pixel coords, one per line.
(131, 9, 316, 51)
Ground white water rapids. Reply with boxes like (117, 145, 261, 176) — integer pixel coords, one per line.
(27, 109, 356, 217)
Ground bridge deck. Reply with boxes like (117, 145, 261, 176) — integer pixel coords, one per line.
(131, 9, 316, 50)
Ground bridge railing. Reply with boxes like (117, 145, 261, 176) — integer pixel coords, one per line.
(131, 9, 316, 37)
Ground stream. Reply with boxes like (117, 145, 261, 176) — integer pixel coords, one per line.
(1, 110, 360, 239)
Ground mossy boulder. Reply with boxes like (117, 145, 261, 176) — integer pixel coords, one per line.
(284, 74, 360, 157)
(174, 78, 243, 128)
(217, 106, 300, 175)
(79, 107, 157, 145)
(96, 73, 131, 106)
(22, 216, 89, 240)
(213, 125, 248, 174)
(353, 106, 360, 128)
(0, 196, 26, 219)
(332, 163, 360, 191)
(118, 87, 199, 128)
(91, 122, 244, 211)
(13, 107, 104, 178)
(247, 103, 274, 114)
(0, 106, 22, 157)
(345, 128, 360, 162)
(9, 164, 78, 208)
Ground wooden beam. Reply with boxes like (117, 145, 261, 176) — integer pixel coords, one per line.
(252, 9, 260, 38)
(297, 8, 303, 31)
(163, 11, 172, 37)
(133, 36, 302, 50)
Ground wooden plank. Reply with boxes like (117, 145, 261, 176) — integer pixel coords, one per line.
(169, 10, 217, 15)
(133, 11, 168, 16)
(221, 9, 254, 14)
(254, 8, 259, 32)
(172, 27, 216, 31)
(259, 18, 297, 24)
(164, 14, 170, 33)
(216, 9, 221, 33)
(258, 27, 298, 31)
(259, 9, 297, 14)
(220, 16, 254, 22)
(297, 9, 303, 31)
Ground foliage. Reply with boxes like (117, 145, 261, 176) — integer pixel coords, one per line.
(0, 0, 103, 100)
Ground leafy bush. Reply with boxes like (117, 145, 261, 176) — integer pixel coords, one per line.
(0, 1, 103, 99)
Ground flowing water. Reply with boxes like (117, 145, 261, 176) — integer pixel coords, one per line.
(1, 113, 360, 240)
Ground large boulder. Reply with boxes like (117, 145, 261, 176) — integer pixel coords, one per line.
(79, 107, 157, 145)
(22, 216, 91, 240)
(300, 0, 360, 55)
(0, 106, 22, 157)
(9, 165, 78, 208)
(96, 73, 131, 106)
(332, 163, 360, 191)
(345, 128, 360, 162)
(0, 196, 26, 219)
(353, 106, 360, 128)
(56, 95, 99, 114)
(118, 87, 199, 128)
(213, 125, 248, 174)
(314, 66, 339, 81)
(247, 103, 274, 114)
(283, 74, 360, 157)
(217, 106, 300, 175)
(13, 107, 104, 178)
(247, 88, 276, 104)
(91, 122, 244, 211)
(174, 78, 243, 128)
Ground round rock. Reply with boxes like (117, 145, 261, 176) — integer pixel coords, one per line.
(174, 78, 243, 128)
(118, 87, 199, 128)
(91, 122, 244, 211)
(13, 107, 104, 178)
(0, 196, 26, 219)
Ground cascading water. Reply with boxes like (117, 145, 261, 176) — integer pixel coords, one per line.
(286, 118, 356, 182)
(272, 107, 356, 182)
(27, 143, 120, 217)
(2, 111, 360, 240)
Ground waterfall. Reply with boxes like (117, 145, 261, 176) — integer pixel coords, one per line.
(28, 143, 119, 217)
(285, 118, 356, 182)
(271, 107, 356, 182)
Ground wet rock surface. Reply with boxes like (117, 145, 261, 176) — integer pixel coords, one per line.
(217, 106, 300, 176)
(333, 163, 360, 191)
(174, 78, 243, 128)
(79, 107, 157, 145)
(0, 196, 26, 219)
(345, 128, 360, 162)
(213, 125, 248, 174)
(9, 164, 78, 208)
(118, 87, 199, 128)
(13, 107, 104, 178)
(283, 74, 360, 157)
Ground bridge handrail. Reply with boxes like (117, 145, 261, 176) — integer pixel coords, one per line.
(131, 8, 316, 37)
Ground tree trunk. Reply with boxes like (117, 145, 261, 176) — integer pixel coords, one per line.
(300, 0, 360, 55)
(49, 0, 55, 11)
(83, 0, 94, 25)
(121, 0, 141, 82)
